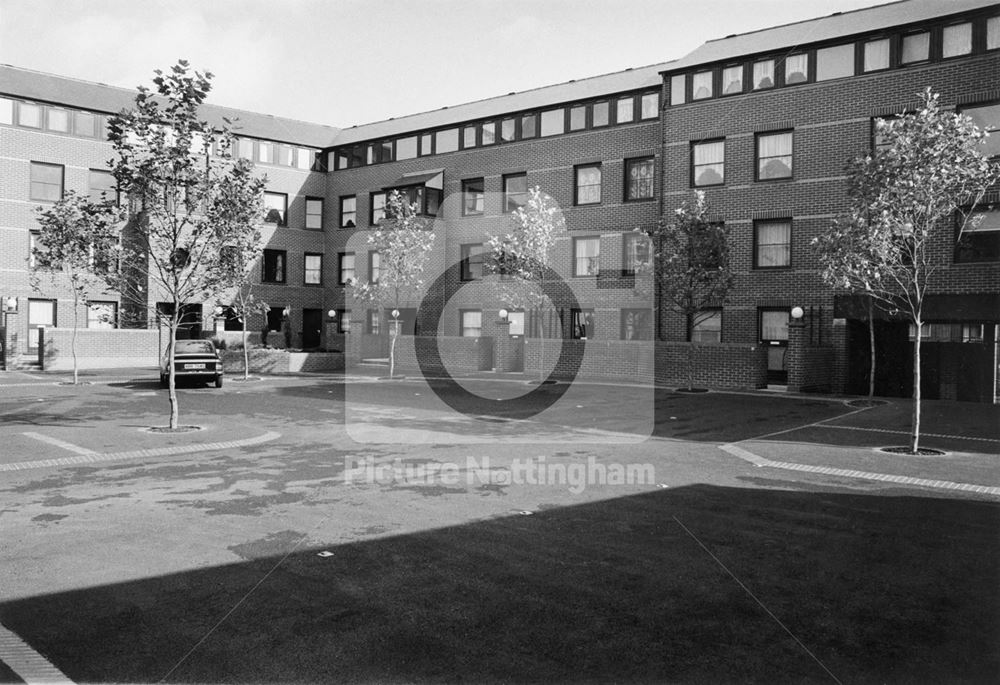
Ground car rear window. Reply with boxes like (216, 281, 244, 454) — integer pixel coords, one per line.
(174, 340, 215, 354)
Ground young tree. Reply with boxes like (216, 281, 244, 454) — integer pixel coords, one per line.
(217, 251, 269, 381)
(485, 186, 564, 381)
(105, 61, 266, 429)
(820, 89, 999, 452)
(352, 190, 435, 378)
(637, 191, 733, 391)
(31, 191, 126, 384)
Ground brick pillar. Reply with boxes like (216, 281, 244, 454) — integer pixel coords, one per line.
(345, 313, 365, 365)
(3, 308, 19, 368)
(830, 318, 848, 395)
(494, 319, 513, 372)
(787, 319, 808, 392)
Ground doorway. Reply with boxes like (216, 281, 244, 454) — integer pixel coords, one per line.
(759, 308, 789, 385)
(302, 308, 322, 349)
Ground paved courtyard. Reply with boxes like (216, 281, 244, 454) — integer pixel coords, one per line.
(0, 369, 997, 683)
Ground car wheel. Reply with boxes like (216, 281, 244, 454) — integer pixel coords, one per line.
(215, 375, 223, 388)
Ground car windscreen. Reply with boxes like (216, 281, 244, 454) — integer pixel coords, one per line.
(173, 341, 215, 354)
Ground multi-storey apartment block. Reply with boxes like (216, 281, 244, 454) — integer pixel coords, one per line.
(1, 0, 997, 401)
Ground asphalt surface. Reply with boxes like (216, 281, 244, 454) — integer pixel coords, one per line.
(0, 368, 997, 683)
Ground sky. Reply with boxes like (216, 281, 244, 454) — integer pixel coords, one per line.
(1, 0, 891, 128)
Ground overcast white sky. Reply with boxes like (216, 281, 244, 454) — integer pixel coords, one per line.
(2, 0, 888, 128)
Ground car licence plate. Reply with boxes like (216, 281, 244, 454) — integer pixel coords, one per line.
(184, 363, 206, 370)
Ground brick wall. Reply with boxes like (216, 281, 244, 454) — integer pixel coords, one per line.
(39, 327, 159, 370)
(387, 335, 494, 375)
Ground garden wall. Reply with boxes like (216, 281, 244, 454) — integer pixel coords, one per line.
(39, 328, 159, 370)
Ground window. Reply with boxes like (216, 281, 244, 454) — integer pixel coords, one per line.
(754, 220, 791, 268)
(508, 311, 525, 336)
(864, 38, 890, 72)
(18, 102, 41, 128)
(962, 324, 984, 343)
(721, 66, 743, 95)
(47, 108, 70, 133)
(503, 173, 527, 213)
(753, 60, 775, 89)
(760, 310, 790, 342)
(460, 310, 482, 337)
(784, 53, 808, 84)
(420, 133, 433, 156)
(396, 136, 417, 160)
(462, 178, 484, 216)
(0, 97, 12, 125)
(296, 148, 314, 170)
(756, 131, 793, 180)
(29, 162, 63, 202)
(28, 231, 39, 269)
(616, 96, 634, 123)
(902, 32, 930, 63)
(623, 233, 650, 275)
(276, 145, 293, 166)
(816, 44, 854, 81)
(339, 252, 356, 284)
(367, 310, 380, 335)
(625, 157, 655, 201)
(573, 237, 600, 276)
(257, 141, 273, 164)
(263, 192, 287, 226)
(305, 197, 323, 230)
(369, 251, 381, 282)
(337, 310, 351, 334)
(575, 164, 602, 205)
(692, 140, 725, 186)
(236, 138, 254, 160)
(262, 249, 286, 283)
(956, 207, 1000, 263)
(304, 253, 322, 285)
(501, 118, 516, 142)
(461, 243, 484, 281)
(74, 111, 96, 137)
(963, 102, 1000, 158)
(371, 191, 386, 224)
(670, 74, 686, 105)
(540, 109, 565, 137)
(621, 309, 651, 340)
(340, 196, 356, 228)
(691, 310, 722, 342)
(88, 301, 117, 329)
(569, 105, 587, 131)
(463, 126, 477, 148)
(989, 16, 1000, 50)
(942, 22, 972, 58)
(641, 92, 659, 118)
(692, 71, 713, 100)
(592, 101, 609, 127)
(88, 169, 118, 204)
(481, 121, 496, 145)
(521, 113, 537, 138)
(436, 128, 459, 153)
(570, 309, 594, 339)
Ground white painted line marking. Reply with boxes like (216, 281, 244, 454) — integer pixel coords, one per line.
(0, 622, 75, 684)
(21, 432, 96, 456)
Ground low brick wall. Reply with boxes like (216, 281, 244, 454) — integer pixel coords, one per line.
(788, 346, 835, 393)
(220, 349, 343, 374)
(522, 338, 767, 389)
(40, 327, 159, 370)
(391, 335, 495, 374)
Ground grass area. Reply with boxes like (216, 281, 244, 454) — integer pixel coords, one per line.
(2, 485, 997, 683)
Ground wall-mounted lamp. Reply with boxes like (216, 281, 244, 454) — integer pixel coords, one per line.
(327, 309, 338, 320)
(391, 309, 400, 319)
(498, 308, 509, 321)
(213, 305, 224, 317)
(3, 297, 16, 313)
(791, 306, 804, 320)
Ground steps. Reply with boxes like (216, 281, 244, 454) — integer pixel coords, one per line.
(4, 356, 41, 371)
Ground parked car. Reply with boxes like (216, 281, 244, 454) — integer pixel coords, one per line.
(160, 339, 223, 388)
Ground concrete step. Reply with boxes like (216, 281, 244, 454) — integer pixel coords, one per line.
(6, 356, 42, 371)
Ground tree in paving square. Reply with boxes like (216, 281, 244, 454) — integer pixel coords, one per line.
(31, 191, 126, 384)
(105, 61, 266, 429)
(637, 191, 733, 391)
(815, 88, 999, 453)
(352, 190, 435, 379)
(485, 186, 564, 382)
(216, 253, 269, 382)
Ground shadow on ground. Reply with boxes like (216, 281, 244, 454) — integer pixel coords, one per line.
(1, 484, 997, 684)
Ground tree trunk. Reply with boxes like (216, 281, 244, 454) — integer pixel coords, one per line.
(537, 305, 545, 382)
(910, 321, 922, 453)
(242, 317, 249, 380)
(867, 295, 876, 398)
(389, 316, 398, 378)
(168, 313, 179, 430)
(687, 339, 696, 391)
(71, 291, 79, 385)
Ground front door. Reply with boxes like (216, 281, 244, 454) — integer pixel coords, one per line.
(302, 308, 322, 349)
(27, 299, 56, 351)
(759, 309, 789, 385)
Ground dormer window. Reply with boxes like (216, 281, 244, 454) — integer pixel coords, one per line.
(692, 71, 713, 100)
(722, 65, 743, 95)
(784, 53, 808, 84)
(752, 60, 775, 89)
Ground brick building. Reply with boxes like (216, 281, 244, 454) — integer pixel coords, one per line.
(1, 0, 997, 400)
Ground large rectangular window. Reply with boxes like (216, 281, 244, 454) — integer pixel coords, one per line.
(942, 22, 972, 58)
(753, 60, 775, 89)
(30, 162, 63, 202)
(370, 191, 386, 225)
(623, 234, 650, 275)
(625, 157, 654, 201)
(88, 169, 118, 204)
(721, 66, 743, 95)
(616, 96, 635, 123)
(989, 16, 1000, 50)
(864, 38, 890, 72)
(621, 309, 651, 340)
(47, 108, 70, 133)
(784, 53, 808, 84)
(88, 301, 117, 329)
(756, 131, 793, 180)
(641, 92, 659, 118)
(369, 251, 381, 282)
(902, 32, 930, 63)
(338, 252, 356, 285)
(573, 237, 600, 276)
(574, 164, 602, 205)
(815, 44, 854, 81)
(754, 220, 791, 268)
(18, 102, 41, 128)
(396, 136, 417, 160)
(956, 208, 1000, 263)
(460, 310, 482, 338)
(435, 128, 459, 154)
(540, 109, 565, 137)
(569, 105, 587, 131)
(304, 253, 322, 285)
(691, 72, 712, 100)
(670, 75, 686, 105)
(461, 243, 484, 281)
(0, 97, 13, 124)
(692, 140, 725, 186)
(503, 173, 527, 213)
(462, 178, 484, 216)
(962, 102, 1000, 158)
(263, 192, 287, 226)
(592, 101, 609, 127)
(481, 121, 497, 145)
(340, 196, 356, 228)
(690, 310, 722, 342)
(570, 309, 594, 339)
(305, 197, 323, 230)
(262, 249, 286, 283)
